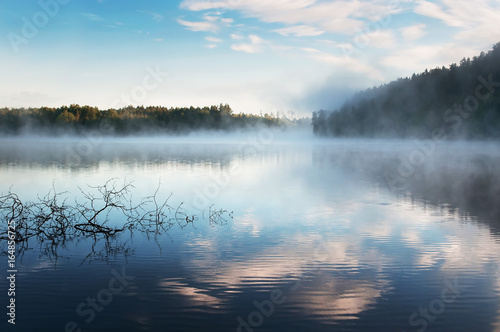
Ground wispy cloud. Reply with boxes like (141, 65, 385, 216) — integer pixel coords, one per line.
(363, 30, 396, 48)
(203, 14, 219, 21)
(177, 18, 219, 33)
(206, 36, 223, 43)
(177, 11, 233, 33)
(414, 0, 464, 27)
(139, 10, 164, 23)
(180, 0, 227, 11)
(300, 47, 383, 80)
(82, 12, 104, 21)
(274, 25, 325, 37)
(249, 35, 264, 44)
(231, 34, 266, 53)
(177, 0, 500, 97)
(414, 0, 500, 46)
(178, 0, 405, 65)
(401, 24, 427, 42)
(379, 43, 476, 72)
(180, 0, 398, 34)
(230, 33, 244, 40)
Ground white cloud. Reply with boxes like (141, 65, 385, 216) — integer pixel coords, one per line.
(178, 12, 234, 33)
(180, 0, 399, 34)
(231, 43, 261, 53)
(248, 35, 263, 44)
(414, 0, 500, 47)
(177, 19, 219, 33)
(315, 39, 354, 50)
(231, 44, 260, 53)
(414, 0, 465, 27)
(401, 24, 427, 41)
(206, 36, 223, 43)
(231, 34, 266, 53)
(274, 24, 325, 37)
(380, 43, 479, 73)
(230, 33, 244, 40)
(300, 47, 384, 80)
(179, 0, 500, 55)
(180, 0, 228, 11)
(205, 44, 218, 49)
(203, 14, 219, 21)
(179, 0, 500, 96)
(363, 30, 396, 48)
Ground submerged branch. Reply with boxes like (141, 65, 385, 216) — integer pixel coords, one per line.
(0, 179, 232, 261)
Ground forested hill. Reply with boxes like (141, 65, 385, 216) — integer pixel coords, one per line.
(312, 42, 500, 139)
(0, 104, 293, 135)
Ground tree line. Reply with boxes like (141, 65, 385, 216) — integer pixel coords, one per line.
(312, 42, 500, 139)
(0, 103, 291, 135)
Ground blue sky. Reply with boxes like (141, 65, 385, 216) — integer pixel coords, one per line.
(1, 0, 499, 115)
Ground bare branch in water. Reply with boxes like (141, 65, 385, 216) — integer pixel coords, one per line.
(0, 179, 233, 262)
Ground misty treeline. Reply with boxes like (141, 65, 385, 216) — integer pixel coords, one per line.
(313, 42, 500, 139)
(0, 103, 293, 135)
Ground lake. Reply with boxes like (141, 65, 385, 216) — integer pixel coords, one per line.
(1, 131, 500, 332)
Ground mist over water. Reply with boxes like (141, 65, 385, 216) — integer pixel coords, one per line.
(1, 134, 500, 332)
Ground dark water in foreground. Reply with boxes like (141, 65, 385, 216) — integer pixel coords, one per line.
(1, 137, 500, 332)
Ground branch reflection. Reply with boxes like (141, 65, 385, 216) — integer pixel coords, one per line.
(0, 179, 231, 263)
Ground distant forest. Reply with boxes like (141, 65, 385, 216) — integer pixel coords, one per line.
(312, 42, 500, 139)
(0, 104, 298, 135)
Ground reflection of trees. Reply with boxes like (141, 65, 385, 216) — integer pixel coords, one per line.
(404, 154, 500, 228)
(0, 141, 236, 172)
(313, 146, 500, 231)
(0, 179, 231, 263)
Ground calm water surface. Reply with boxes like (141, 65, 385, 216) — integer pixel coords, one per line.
(1, 136, 500, 332)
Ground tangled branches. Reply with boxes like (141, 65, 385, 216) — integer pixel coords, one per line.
(0, 179, 232, 261)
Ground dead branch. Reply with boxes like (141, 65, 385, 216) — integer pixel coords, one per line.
(0, 179, 233, 262)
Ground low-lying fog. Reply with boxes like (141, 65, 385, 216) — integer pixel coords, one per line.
(1, 132, 499, 230)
